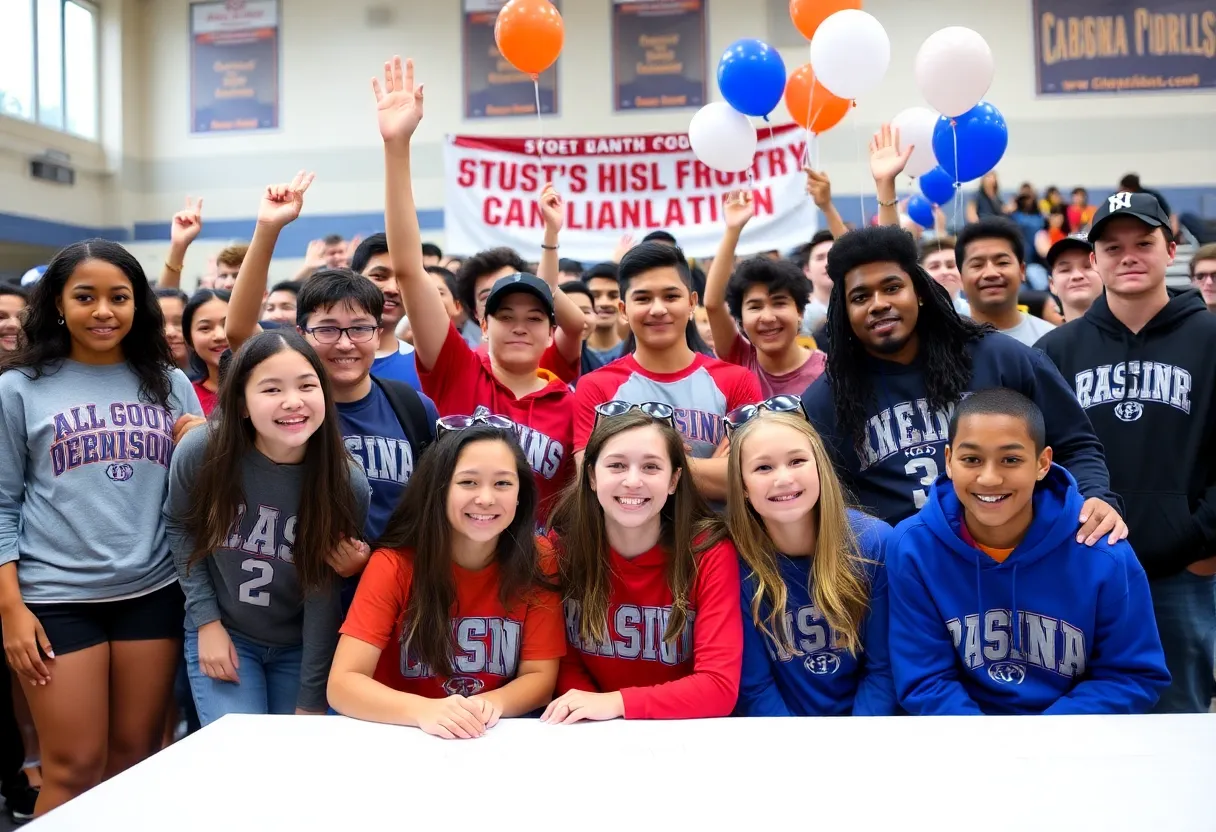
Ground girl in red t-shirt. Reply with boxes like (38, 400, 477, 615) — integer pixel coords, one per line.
(330, 421, 566, 739)
(543, 407, 743, 724)
(182, 289, 229, 416)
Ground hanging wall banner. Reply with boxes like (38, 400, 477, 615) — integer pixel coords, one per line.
(612, 0, 707, 111)
(442, 124, 816, 260)
(1033, 0, 1216, 95)
(463, 0, 560, 119)
(190, 0, 280, 133)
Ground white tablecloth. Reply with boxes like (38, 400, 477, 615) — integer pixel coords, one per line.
(28, 713, 1216, 831)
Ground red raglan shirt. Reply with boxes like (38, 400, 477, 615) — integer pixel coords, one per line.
(554, 536, 744, 719)
(418, 322, 575, 520)
(572, 353, 761, 456)
(340, 542, 566, 698)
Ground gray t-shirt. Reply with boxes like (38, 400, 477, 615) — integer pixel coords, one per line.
(0, 361, 200, 602)
(165, 426, 370, 711)
(1000, 312, 1057, 347)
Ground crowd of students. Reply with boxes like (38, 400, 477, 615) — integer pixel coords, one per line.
(0, 55, 1212, 822)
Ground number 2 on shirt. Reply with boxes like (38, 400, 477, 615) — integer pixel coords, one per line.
(905, 458, 939, 509)
(239, 559, 273, 606)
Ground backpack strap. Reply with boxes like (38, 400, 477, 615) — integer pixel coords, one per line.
(370, 376, 433, 457)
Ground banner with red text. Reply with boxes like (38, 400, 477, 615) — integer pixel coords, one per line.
(442, 124, 816, 261)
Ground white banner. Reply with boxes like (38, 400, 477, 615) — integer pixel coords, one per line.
(442, 124, 817, 261)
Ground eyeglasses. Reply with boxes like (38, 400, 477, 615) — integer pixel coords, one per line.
(435, 413, 517, 440)
(302, 325, 380, 344)
(593, 400, 676, 428)
(1193, 272, 1216, 284)
(723, 395, 806, 435)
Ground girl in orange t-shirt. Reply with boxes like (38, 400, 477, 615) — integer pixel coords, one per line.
(329, 421, 565, 739)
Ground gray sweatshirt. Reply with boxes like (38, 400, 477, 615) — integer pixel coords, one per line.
(0, 361, 201, 602)
(164, 426, 370, 712)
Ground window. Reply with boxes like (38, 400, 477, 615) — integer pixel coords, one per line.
(0, 0, 98, 139)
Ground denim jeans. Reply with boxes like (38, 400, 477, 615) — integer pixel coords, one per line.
(184, 628, 304, 726)
(1149, 570, 1216, 714)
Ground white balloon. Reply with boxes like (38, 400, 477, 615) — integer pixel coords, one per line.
(688, 102, 757, 173)
(914, 27, 995, 118)
(809, 10, 891, 101)
(890, 106, 940, 178)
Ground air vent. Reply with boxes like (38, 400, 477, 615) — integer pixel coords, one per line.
(30, 156, 75, 186)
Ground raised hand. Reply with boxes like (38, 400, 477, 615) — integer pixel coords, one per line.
(804, 167, 833, 209)
(373, 55, 424, 146)
(170, 197, 204, 248)
(302, 240, 327, 269)
(540, 183, 564, 235)
(869, 123, 914, 185)
(722, 190, 755, 231)
(611, 233, 635, 264)
(342, 234, 363, 268)
(256, 170, 315, 230)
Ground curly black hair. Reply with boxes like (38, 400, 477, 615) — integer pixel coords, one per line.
(725, 257, 810, 321)
(824, 226, 992, 452)
(0, 239, 176, 407)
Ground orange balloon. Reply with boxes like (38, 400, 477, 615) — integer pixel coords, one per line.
(494, 0, 565, 77)
(784, 64, 849, 134)
(789, 0, 863, 41)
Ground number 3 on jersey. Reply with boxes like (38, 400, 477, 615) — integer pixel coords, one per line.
(905, 457, 939, 509)
(239, 559, 274, 606)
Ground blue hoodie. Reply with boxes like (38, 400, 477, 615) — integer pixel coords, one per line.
(736, 510, 896, 717)
(887, 464, 1170, 716)
(801, 331, 1119, 525)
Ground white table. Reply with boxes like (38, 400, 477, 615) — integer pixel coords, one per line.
(28, 713, 1216, 831)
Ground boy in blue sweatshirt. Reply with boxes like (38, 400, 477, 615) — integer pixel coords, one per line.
(887, 388, 1170, 715)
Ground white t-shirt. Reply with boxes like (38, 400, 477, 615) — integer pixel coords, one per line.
(801, 297, 830, 336)
(1000, 312, 1056, 347)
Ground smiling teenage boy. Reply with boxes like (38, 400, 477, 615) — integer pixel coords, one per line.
(376, 56, 575, 520)
(1045, 234, 1103, 323)
(1035, 191, 1216, 714)
(573, 240, 761, 501)
(956, 217, 1056, 347)
(703, 190, 825, 396)
(887, 388, 1170, 715)
(800, 225, 1125, 544)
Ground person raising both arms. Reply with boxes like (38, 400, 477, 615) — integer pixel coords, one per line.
(0, 240, 202, 816)
(725, 406, 895, 717)
(543, 409, 742, 723)
(799, 224, 1126, 544)
(375, 56, 580, 521)
(328, 421, 565, 737)
(703, 190, 825, 397)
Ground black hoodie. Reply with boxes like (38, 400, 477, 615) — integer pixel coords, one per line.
(1035, 288, 1216, 578)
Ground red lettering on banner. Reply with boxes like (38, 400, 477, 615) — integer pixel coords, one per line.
(767, 147, 788, 177)
(458, 159, 477, 188)
(569, 165, 588, 194)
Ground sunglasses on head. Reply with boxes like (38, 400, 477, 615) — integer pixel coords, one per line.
(723, 395, 806, 435)
(593, 400, 676, 428)
(435, 413, 517, 440)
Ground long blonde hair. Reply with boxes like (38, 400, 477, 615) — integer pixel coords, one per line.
(726, 412, 872, 656)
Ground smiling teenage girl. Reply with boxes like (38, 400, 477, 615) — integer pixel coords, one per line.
(543, 409, 742, 723)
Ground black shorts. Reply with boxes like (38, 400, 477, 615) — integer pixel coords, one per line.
(29, 583, 184, 657)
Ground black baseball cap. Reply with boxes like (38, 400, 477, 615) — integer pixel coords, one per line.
(1046, 233, 1093, 271)
(483, 273, 556, 323)
(1087, 192, 1171, 243)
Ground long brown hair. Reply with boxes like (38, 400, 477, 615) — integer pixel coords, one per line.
(726, 412, 872, 656)
(375, 426, 545, 677)
(182, 331, 361, 592)
(549, 410, 724, 646)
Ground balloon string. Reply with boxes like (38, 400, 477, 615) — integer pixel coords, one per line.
(951, 119, 961, 232)
(851, 104, 865, 227)
(533, 78, 547, 170)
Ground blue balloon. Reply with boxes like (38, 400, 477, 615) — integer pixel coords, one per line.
(919, 166, 956, 206)
(717, 39, 786, 118)
(907, 195, 935, 228)
(931, 102, 1009, 184)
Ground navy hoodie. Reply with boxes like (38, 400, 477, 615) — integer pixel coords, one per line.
(887, 464, 1170, 716)
(1035, 288, 1216, 578)
(801, 331, 1118, 525)
(736, 510, 896, 717)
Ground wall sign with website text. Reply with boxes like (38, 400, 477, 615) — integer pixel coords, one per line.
(442, 125, 817, 261)
(463, 0, 560, 119)
(1033, 0, 1216, 95)
(190, 0, 281, 133)
(612, 0, 707, 111)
